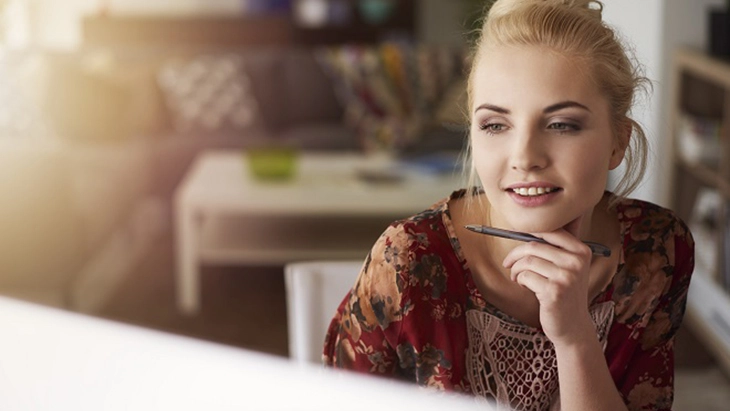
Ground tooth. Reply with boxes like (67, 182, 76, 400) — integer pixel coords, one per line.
(519, 188, 528, 196)
(528, 187, 537, 196)
(537, 187, 545, 195)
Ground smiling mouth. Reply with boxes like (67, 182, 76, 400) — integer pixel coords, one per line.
(508, 187, 562, 197)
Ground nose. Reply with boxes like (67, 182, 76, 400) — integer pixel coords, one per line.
(509, 129, 549, 172)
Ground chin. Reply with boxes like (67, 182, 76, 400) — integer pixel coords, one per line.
(501, 212, 575, 234)
(506, 220, 565, 234)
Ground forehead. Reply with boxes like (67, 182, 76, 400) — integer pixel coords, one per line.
(472, 45, 606, 109)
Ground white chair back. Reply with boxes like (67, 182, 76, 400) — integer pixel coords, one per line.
(284, 260, 363, 365)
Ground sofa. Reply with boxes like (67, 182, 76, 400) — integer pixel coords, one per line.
(0, 43, 467, 312)
(69, 43, 467, 197)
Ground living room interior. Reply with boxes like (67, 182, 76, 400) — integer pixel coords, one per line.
(1, 0, 730, 409)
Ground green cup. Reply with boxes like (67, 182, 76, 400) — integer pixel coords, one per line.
(246, 146, 298, 181)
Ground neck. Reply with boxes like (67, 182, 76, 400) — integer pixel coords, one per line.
(486, 200, 599, 241)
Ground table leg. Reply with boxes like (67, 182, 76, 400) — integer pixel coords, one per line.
(175, 201, 202, 315)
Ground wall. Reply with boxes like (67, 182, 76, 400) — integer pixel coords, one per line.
(3, 0, 97, 49)
(7, 0, 729, 206)
(6, 0, 283, 49)
(601, 0, 665, 203)
(13, 0, 470, 50)
(105, 0, 241, 15)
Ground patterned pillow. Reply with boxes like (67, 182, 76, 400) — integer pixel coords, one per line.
(317, 43, 464, 152)
(157, 53, 261, 134)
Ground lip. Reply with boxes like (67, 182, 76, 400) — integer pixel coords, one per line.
(505, 181, 561, 190)
(505, 182, 562, 207)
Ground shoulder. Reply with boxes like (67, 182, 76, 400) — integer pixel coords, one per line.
(613, 197, 695, 324)
(374, 192, 455, 256)
(616, 195, 684, 223)
(616, 197, 694, 257)
(358, 192, 458, 310)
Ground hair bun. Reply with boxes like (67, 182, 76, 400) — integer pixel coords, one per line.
(487, 0, 603, 21)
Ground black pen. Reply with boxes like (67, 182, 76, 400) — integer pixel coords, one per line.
(464, 225, 611, 257)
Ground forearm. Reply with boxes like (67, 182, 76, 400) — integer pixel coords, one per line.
(554, 332, 627, 411)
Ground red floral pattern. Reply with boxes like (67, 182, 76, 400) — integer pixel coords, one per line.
(323, 190, 694, 410)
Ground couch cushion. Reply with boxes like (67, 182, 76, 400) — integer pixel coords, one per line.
(241, 50, 287, 131)
(281, 48, 343, 126)
(158, 52, 263, 135)
(64, 139, 154, 251)
(0, 141, 84, 289)
(42, 49, 170, 143)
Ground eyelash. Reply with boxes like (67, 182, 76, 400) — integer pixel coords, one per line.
(478, 122, 581, 135)
(548, 122, 581, 133)
(479, 123, 506, 135)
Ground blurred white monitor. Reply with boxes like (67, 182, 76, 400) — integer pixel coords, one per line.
(0, 296, 495, 411)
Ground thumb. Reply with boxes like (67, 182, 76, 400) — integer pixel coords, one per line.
(563, 215, 584, 238)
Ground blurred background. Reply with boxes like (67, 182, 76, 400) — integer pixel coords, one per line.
(0, 1, 729, 409)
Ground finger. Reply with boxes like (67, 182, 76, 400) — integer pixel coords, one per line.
(537, 215, 586, 252)
(508, 254, 558, 281)
(514, 270, 549, 293)
(503, 241, 577, 269)
(525, 215, 587, 255)
(530, 228, 591, 257)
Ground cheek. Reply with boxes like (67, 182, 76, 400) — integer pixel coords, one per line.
(471, 135, 503, 164)
(471, 144, 502, 182)
(569, 138, 614, 171)
(568, 153, 612, 199)
(474, 164, 497, 186)
(576, 148, 611, 173)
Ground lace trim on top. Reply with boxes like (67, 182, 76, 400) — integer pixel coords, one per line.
(465, 301, 615, 411)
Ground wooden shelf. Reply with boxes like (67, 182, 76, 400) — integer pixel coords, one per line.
(675, 157, 730, 197)
(671, 48, 730, 376)
(675, 48, 730, 89)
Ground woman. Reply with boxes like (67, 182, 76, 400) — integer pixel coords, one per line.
(323, 1, 695, 410)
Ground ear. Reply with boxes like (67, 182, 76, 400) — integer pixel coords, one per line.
(609, 119, 631, 170)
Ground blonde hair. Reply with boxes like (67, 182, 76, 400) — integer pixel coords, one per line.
(464, 0, 649, 207)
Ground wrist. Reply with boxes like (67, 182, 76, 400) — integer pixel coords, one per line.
(551, 314, 597, 350)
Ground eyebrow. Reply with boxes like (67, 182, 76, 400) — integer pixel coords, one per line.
(474, 100, 592, 115)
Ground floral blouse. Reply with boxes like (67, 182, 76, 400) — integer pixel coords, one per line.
(323, 190, 695, 411)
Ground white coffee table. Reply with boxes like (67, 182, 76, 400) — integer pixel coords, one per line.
(174, 150, 463, 315)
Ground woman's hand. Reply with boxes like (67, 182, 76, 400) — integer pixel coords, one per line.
(502, 217, 596, 346)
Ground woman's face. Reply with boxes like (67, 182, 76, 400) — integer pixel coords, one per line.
(470, 45, 626, 233)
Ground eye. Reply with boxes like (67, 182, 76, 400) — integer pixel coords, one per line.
(479, 123, 508, 135)
(548, 122, 581, 134)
